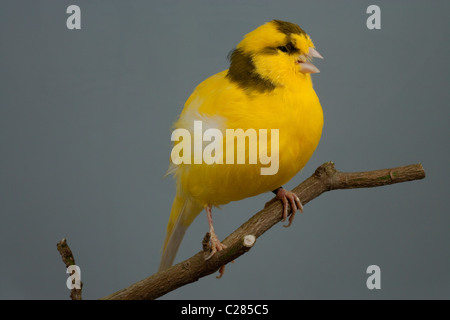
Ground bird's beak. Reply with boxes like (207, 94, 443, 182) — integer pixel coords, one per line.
(298, 47, 323, 74)
(308, 47, 324, 59)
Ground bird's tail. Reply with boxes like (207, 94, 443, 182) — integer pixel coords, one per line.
(159, 193, 203, 271)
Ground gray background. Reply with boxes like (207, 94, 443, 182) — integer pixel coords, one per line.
(1, 0, 449, 299)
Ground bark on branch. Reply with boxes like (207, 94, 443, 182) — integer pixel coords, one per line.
(57, 238, 82, 300)
(97, 161, 425, 300)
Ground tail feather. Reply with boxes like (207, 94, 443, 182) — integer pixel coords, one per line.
(159, 194, 203, 271)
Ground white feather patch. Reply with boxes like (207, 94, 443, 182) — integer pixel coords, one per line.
(170, 97, 226, 167)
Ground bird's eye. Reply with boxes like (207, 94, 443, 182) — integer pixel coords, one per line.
(277, 46, 288, 53)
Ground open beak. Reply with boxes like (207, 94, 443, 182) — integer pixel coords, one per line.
(298, 47, 323, 74)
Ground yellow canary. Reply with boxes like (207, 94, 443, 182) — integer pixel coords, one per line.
(159, 20, 323, 271)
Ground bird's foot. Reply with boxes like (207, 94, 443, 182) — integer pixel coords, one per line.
(205, 231, 227, 260)
(204, 205, 227, 260)
(275, 187, 303, 227)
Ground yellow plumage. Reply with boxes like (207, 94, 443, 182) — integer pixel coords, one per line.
(160, 20, 324, 270)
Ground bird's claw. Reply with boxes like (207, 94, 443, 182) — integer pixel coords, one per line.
(205, 232, 227, 260)
(275, 188, 303, 227)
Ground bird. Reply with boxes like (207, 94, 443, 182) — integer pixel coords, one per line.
(159, 20, 324, 271)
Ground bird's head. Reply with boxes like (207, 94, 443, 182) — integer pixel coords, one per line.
(227, 20, 323, 92)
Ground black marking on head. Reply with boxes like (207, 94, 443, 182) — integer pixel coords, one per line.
(261, 47, 278, 55)
(263, 41, 300, 56)
(279, 41, 300, 55)
(227, 48, 276, 93)
(271, 20, 304, 55)
(272, 20, 306, 36)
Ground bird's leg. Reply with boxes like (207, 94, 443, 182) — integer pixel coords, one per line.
(205, 205, 227, 260)
(272, 187, 303, 228)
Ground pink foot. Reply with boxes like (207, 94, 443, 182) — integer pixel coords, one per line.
(275, 188, 303, 227)
(204, 205, 227, 260)
(205, 230, 227, 260)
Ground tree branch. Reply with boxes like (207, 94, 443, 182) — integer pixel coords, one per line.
(99, 161, 425, 300)
(57, 238, 82, 300)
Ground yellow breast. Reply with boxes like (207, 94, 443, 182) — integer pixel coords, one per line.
(172, 69, 323, 207)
